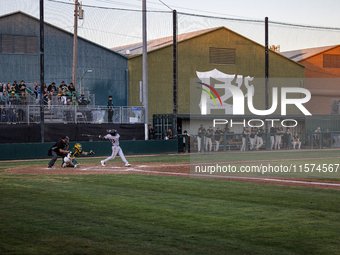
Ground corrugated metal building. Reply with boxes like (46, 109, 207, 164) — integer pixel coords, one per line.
(281, 45, 340, 115)
(114, 27, 306, 135)
(0, 11, 128, 106)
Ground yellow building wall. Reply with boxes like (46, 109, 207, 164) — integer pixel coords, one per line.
(128, 28, 305, 119)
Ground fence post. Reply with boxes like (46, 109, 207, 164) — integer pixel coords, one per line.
(310, 133, 313, 149)
(27, 105, 30, 125)
(223, 133, 226, 152)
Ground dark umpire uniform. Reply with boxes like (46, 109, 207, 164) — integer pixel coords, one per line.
(47, 136, 70, 168)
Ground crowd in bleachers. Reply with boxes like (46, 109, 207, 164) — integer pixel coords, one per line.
(0, 80, 90, 123)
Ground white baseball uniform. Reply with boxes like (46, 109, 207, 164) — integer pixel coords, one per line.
(102, 133, 129, 165)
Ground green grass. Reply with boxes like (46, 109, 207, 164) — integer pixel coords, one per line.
(1, 151, 340, 254)
(1, 174, 340, 255)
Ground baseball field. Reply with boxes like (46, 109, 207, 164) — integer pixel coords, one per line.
(1, 150, 340, 254)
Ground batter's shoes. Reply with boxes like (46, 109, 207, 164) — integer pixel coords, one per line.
(62, 163, 67, 168)
(47, 166, 52, 169)
(101, 160, 105, 167)
(125, 163, 131, 167)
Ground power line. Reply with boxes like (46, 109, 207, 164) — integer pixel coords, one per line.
(47, 0, 171, 13)
(47, 0, 340, 31)
(178, 12, 340, 31)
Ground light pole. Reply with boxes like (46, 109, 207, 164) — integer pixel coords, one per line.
(79, 69, 92, 94)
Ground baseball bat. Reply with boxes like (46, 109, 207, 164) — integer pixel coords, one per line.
(80, 134, 99, 138)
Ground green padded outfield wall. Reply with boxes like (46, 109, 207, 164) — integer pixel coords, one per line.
(0, 140, 178, 161)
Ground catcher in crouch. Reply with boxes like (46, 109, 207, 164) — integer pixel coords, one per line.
(100, 129, 131, 167)
(62, 143, 95, 168)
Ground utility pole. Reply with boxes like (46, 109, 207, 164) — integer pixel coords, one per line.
(265, 17, 269, 149)
(40, 0, 45, 143)
(142, 0, 148, 140)
(173, 10, 178, 138)
(72, 0, 79, 89)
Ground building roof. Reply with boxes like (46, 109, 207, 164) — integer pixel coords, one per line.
(112, 27, 218, 57)
(280, 45, 339, 62)
(112, 26, 304, 67)
(0, 11, 127, 59)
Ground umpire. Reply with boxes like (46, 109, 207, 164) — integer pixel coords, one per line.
(47, 136, 70, 168)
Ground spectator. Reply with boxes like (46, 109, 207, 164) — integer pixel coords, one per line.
(6, 83, 12, 94)
(42, 83, 47, 91)
(33, 82, 39, 99)
(19, 80, 27, 94)
(61, 91, 67, 105)
(0, 83, 3, 97)
(12, 81, 19, 93)
(9, 91, 18, 105)
(78, 94, 90, 105)
(182, 130, 190, 152)
(107, 95, 114, 123)
(68, 82, 76, 92)
(36, 84, 41, 102)
(47, 89, 54, 108)
(148, 124, 155, 140)
(72, 92, 78, 105)
(18, 91, 26, 105)
(10, 83, 16, 94)
(1, 105, 7, 123)
(177, 125, 182, 135)
(43, 87, 49, 105)
(165, 128, 173, 140)
(1, 91, 8, 105)
(47, 82, 56, 92)
(8, 105, 18, 123)
(59, 81, 69, 93)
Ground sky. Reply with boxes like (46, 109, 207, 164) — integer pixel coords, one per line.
(1, 0, 340, 51)
(87, 0, 340, 28)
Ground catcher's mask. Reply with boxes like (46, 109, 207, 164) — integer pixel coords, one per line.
(74, 143, 82, 151)
(63, 136, 70, 144)
(107, 129, 117, 136)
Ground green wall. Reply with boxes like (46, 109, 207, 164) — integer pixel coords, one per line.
(0, 140, 178, 161)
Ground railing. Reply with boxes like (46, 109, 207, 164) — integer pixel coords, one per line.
(0, 105, 144, 124)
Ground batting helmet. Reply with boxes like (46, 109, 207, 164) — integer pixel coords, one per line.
(107, 129, 117, 136)
(74, 143, 82, 151)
